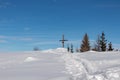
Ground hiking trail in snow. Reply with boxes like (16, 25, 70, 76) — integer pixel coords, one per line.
(62, 52, 120, 80)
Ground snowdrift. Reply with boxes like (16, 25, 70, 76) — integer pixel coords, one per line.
(42, 48, 67, 54)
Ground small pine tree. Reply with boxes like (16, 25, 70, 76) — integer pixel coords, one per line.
(108, 42, 113, 51)
(93, 35, 101, 51)
(100, 32, 107, 51)
(67, 44, 70, 52)
(71, 44, 74, 53)
(80, 33, 90, 52)
(96, 35, 101, 51)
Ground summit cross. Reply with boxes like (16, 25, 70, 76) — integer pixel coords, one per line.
(59, 34, 68, 48)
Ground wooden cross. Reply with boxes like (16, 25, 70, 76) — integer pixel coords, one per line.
(59, 34, 68, 48)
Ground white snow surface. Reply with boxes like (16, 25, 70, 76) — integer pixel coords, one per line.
(0, 48, 120, 80)
(24, 57, 39, 62)
(62, 51, 120, 80)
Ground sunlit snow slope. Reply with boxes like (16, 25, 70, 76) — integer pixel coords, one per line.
(63, 51, 120, 80)
(0, 48, 69, 80)
(0, 48, 120, 80)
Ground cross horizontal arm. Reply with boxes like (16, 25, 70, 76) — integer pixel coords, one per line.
(64, 40, 68, 41)
(59, 40, 68, 41)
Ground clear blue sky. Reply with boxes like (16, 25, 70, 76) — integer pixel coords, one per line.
(0, 0, 120, 51)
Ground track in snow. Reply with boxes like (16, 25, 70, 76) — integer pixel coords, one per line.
(62, 52, 120, 80)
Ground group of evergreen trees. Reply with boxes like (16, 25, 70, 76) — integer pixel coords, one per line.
(67, 44, 74, 53)
(80, 32, 113, 52)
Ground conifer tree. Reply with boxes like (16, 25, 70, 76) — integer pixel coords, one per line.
(100, 32, 107, 51)
(71, 44, 74, 53)
(93, 35, 101, 51)
(80, 33, 90, 52)
(108, 42, 113, 51)
(67, 44, 70, 52)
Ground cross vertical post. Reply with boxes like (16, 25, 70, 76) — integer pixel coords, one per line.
(59, 34, 68, 48)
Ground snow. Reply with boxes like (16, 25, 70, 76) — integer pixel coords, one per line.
(0, 48, 120, 80)
(42, 48, 67, 54)
(62, 52, 120, 80)
(24, 57, 39, 62)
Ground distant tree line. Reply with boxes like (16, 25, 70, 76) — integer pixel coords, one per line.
(79, 32, 114, 52)
(67, 32, 114, 53)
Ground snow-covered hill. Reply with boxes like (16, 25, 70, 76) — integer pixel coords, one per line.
(0, 48, 120, 80)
